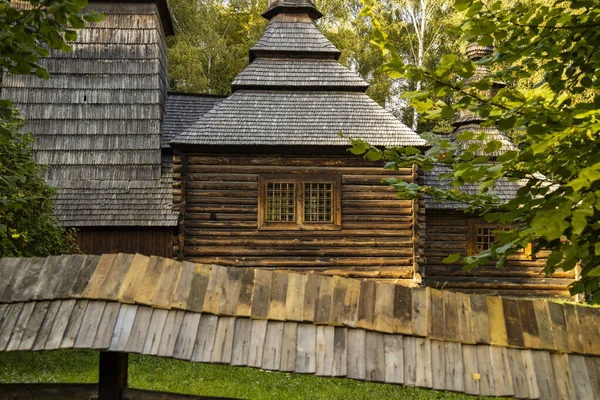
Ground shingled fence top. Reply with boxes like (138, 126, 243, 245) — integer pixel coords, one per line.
(0, 254, 599, 400)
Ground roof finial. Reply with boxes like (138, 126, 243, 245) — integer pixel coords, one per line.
(262, 0, 323, 21)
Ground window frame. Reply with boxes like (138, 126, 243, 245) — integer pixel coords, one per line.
(258, 174, 341, 231)
(467, 219, 533, 259)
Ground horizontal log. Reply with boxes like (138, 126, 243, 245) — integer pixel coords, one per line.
(341, 207, 413, 216)
(185, 237, 412, 247)
(186, 165, 410, 176)
(423, 276, 574, 289)
(185, 213, 257, 221)
(342, 192, 404, 200)
(184, 256, 414, 267)
(185, 221, 258, 229)
(341, 215, 414, 223)
(426, 226, 467, 234)
(425, 257, 557, 267)
(342, 185, 398, 192)
(184, 155, 400, 168)
(184, 246, 414, 257)
(184, 229, 413, 237)
(429, 287, 573, 298)
(185, 205, 257, 213)
(424, 242, 468, 250)
(185, 196, 258, 205)
(187, 189, 257, 198)
(186, 173, 258, 182)
(185, 182, 258, 190)
(342, 176, 411, 185)
(343, 200, 413, 208)
(318, 267, 414, 279)
(424, 265, 575, 278)
(341, 222, 413, 230)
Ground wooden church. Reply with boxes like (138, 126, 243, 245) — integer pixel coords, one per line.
(1, 0, 575, 296)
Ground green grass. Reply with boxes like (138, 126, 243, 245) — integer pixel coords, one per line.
(0, 350, 492, 399)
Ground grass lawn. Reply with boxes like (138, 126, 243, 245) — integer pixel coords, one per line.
(0, 350, 494, 399)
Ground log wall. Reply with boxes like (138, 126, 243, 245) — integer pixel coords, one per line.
(176, 153, 421, 284)
(423, 210, 576, 297)
(76, 227, 174, 258)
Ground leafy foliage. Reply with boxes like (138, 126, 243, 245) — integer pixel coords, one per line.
(0, 0, 100, 256)
(355, 0, 600, 300)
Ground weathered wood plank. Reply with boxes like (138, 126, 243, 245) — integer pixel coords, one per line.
(490, 346, 513, 397)
(403, 335, 417, 386)
(151, 258, 182, 309)
(68, 256, 101, 298)
(8, 259, 46, 303)
(444, 342, 464, 393)
(277, 322, 297, 372)
(284, 273, 306, 322)
(74, 301, 106, 349)
(415, 338, 433, 389)
(202, 265, 229, 315)
(314, 275, 333, 324)
(248, 319, 268, 368)
(518, 300, 542, 349)
(117, 254, 150, 304)
(562, 303, 585, 354)
(431, 340, 446, 391)
(94, 254, 134, 301)
(470, 294, 490, 344)
(219, 268, 244, 316)
(547, 301, 569, 352)
(487, 296, 508, 347)
(411, 288, 428, 337)
(521, 349, 541, 399)
(569, 354, 595, 400)
(476, 346, 496, 396)
(32, 300, 62, 350)
(462, 344, 480, 396)
(0, 259, 24, 302)
(551, 353, 576, 400)
(374, 283, 394, 333)
(250, 269, 272, 320)
(52, 256, 87, 299)
(365, 331, 385, 382)
(356, 280, 376, 330)
(33, 257, 69, 300)
(585, 356, 600, 399)
(268, 272, 288, 321)
(303, 273, 320, 322)
(575, 305, 599, 355)
(503, 298, 525, 348)
(156, 310, 185, 358)
(383, 334, 403, 384)
(442, 290, 458, 342)
(92, 302, 121, 350)
(60, 300, 89, 348)
(124, 306, 153, 353)
(188, 264, 212, 313)
(262, 321, 285, 371)
(45, 299, 77, 350)
(347, 328, 366, 380)
(81, 254, 119, 299)
(17, 301, 50, 350)
(506, 348, 532, 399)
(191, 314, 218, 362)
(532, 300, 555, 351)
(392, 285, 412, 335)
(0, 303, 24, 350)
(109, 304, 138, 352)
(231, 318, 252, 366)
(332, 326, 347, 377)
(315, 325, 335, 376)
(531, 350, 557, 400)
(236, 268, 256, 317)
(7, 302, 36, 351)
(170, 261, 196, 310)
(135, 256, 167, 306)
(455, 292, 474, 344)
(211, 316, 236, 364)
(173, 312, 202, 360)
(142, 309, 169, 355)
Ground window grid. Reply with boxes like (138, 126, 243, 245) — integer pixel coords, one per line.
(476, 227, 495, 252)
(266, 182, 295, 222)
(304, 183, 333, 222)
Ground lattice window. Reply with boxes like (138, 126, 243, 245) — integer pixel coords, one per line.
(476, 227, 496, 252)
(304, 183, 333, 222)
(266, 182, 296, 222)
(258, 175, 341, 230)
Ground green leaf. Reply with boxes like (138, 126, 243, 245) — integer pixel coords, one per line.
(443, 253, 462, 264)
(454, 0, 474, 12)
(589, 265, 600, 277)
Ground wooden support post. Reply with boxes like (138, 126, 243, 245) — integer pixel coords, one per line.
(99, 351, 128, 400)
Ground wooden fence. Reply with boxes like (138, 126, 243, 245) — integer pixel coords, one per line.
(0, 254, 598, 399)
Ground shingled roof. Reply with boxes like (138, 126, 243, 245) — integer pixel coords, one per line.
(1, 2, 177, 227)
(171, 0, 425, 148)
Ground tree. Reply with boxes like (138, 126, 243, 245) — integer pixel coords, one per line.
(0, 0, 101, 256)
(354, 0, 600, 301)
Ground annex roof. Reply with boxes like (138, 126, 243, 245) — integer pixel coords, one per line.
(171, 0, 424, 148)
